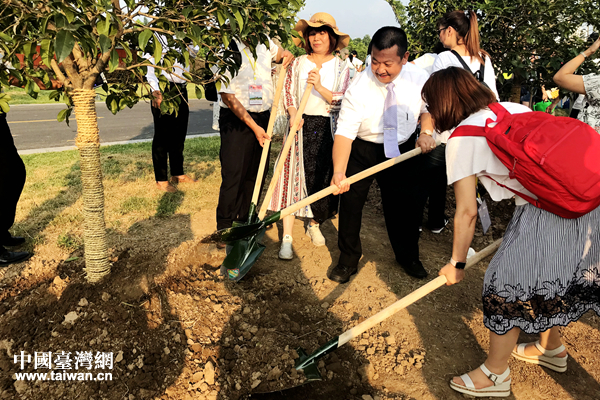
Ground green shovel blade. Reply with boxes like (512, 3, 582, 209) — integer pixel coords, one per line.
(222, 227, 267, 281)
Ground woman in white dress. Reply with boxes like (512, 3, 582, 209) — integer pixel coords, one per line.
(269, 12, 351, 260)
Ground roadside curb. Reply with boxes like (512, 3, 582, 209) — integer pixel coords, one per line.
(18, 132, 220, 155)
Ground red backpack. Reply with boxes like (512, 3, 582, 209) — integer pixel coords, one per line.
(450, 102, 600, 219)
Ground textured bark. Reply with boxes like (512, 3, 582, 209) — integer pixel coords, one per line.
(72, 89, 110, 282)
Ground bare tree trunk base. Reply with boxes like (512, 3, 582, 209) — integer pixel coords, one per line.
(73, 89, 111, 283)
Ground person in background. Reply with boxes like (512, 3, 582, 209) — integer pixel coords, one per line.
(0, 53, 62, 266)
(269, 12, 351, 260)
(433, 10, 499, 100)
(145, 34, 198, 193)
(349, 50, 363, 72)
(329, 26, 436, 283)
(424, 67, 600, 398)
(410, 42, 447, 75)
(215, 36, 293, 247)
(554, 33, 600, 133)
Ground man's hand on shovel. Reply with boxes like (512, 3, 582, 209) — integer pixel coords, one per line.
(253, 125, 270, 147)
(331, 172, 349, 195)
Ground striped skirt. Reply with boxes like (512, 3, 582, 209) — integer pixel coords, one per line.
(482, 203, 600, 335)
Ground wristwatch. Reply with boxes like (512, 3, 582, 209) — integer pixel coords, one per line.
(450, 257, 466, 270)
(421, 129, 433, 136)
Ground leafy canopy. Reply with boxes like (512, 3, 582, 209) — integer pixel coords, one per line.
(0, 0, 304, 116)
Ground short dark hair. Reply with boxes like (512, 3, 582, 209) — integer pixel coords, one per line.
(302, 26, 338, 55)
(371, 26, 408, 58)
(421, 67, 497, 132)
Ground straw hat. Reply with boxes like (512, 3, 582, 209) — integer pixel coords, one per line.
(293, 12, 350, 51)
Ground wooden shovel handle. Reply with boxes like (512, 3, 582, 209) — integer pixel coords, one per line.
(337, 238, 503, 347)
(257, 83, 314, 220)
(279, 141, 441, 220)
(251, 68, 287, 206)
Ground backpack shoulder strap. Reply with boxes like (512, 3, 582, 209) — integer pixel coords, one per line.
(449, 125, 487, 139)
(476, 55, 485, 83)
(451, 50, 471, 72)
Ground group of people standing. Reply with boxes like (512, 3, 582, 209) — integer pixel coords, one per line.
(2, 7, 599, 399)
(209, 9, 600, 399)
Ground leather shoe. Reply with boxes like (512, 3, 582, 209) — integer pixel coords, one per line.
(2, 236, 26, 247)
(398, 259, 428, 279)
(0, 250, 33, 266)
(328, 264, 358, 284)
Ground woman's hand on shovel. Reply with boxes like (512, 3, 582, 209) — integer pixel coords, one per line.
(438, 263, 465, 286)
(253, 126, 270, 147)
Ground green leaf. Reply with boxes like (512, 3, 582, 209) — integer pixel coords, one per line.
(99, 34, 111, 54)
(224, 10, 237, 33)
(175, 30, 185, 40)
(153, 37, 163, 63)
(138, 29, 153, 52)
(183, 72, 193, 81)
(222, 32, 230, 50)
(0, 32, 13, 43)
(65, 257, 79, 262)
(57, 108, 69, 122)
(119, 41, 132, 63)
(217, 11, 226, 26)
(182, 7, 193, 18)
(195, 85, 205, 99)
(108, 49, 119, 73)
(40, 39, 52, 67)
(54, 14, 68, 29)
(55, 30, 75, 63)
(97, 19, 109, 37)
(234, 10, 244, 32)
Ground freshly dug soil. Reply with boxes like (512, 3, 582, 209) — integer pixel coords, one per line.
(1, 186, 599, 400)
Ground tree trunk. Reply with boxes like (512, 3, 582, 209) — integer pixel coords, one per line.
(509, 82, 522, 104)
(72, 89, 110, 282)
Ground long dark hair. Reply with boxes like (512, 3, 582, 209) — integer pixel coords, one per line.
(422, 67, 497, 132)
(437, 10, 489, 64)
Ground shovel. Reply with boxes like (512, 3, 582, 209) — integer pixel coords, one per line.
(206, 142, 441, 245)
(246, 65, 288, 223)
(220, 142, 441, 281)
(219, 82, 315, 281)
(294, 238, 503, 381)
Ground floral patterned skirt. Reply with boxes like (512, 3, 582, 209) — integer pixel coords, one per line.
(483, 203, 600, 335)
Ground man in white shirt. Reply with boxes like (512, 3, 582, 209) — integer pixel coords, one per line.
(145, 34, 199, 193)
(329, 27, 436, 283)
(216, 37, 292, 240)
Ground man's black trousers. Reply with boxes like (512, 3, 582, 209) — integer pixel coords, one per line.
(150, 86, 189, 182)
(338, 134, 423, 269)
(216, 107, 270, 231)
(0, 113, 26, 243)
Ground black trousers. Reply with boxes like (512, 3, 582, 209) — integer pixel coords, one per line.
(338, 135, 423, 268)
(217, 107, 270, 230)
(151, 86, 189, 182)
(418, 144, 447, 228)
(0, 113, 26, 245)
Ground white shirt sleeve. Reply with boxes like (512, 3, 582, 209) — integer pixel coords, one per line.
(268, 37, 279, 61)
(335, 84, 363, 141)
(484, 56, 499, 100)
(144, 55, 160, 92)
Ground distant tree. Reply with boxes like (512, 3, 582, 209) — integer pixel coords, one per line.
(0, 0, 303, 282)
(384, 0, 600, 100)
(348, 35, 371, 60)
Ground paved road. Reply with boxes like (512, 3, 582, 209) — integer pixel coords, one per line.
(8, 99, 217, 151)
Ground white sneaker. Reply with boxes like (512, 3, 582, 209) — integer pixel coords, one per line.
(279, 235, 293, 260)
(306, 223, 326, 247)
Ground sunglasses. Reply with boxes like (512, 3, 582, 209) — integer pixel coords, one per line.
(438, 27, 449, 34)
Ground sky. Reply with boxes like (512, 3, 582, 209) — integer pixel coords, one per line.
(296, 0, 400, 40)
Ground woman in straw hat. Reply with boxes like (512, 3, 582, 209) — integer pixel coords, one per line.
(269, 12, 351, 260)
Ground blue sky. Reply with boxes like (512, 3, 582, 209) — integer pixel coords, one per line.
(297, 0, 400, 39)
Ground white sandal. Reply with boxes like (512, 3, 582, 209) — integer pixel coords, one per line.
(512, 341, 568, 372)
(449, 363, 511, 398)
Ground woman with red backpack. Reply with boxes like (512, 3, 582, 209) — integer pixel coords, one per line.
(422, 67, 600, 398)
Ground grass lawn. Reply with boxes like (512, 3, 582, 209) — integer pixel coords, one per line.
(13, 136, 280, 258)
